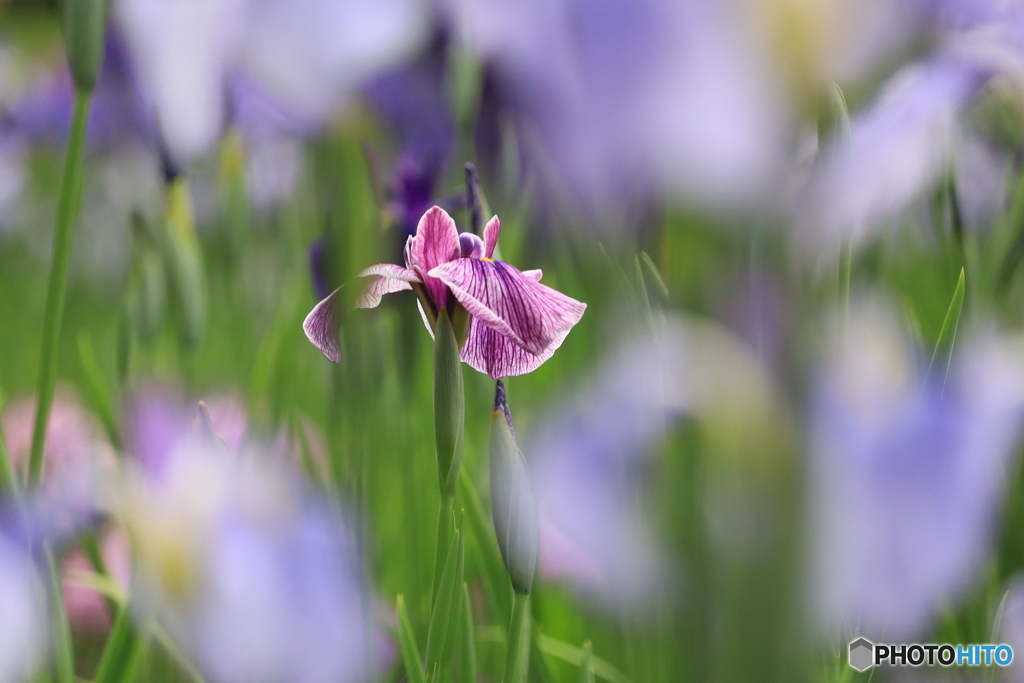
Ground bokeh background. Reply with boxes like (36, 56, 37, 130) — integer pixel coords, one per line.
(4, 0, 1024, 681)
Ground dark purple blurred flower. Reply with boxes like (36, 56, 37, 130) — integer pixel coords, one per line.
(810, 305, 1024, 639)
(303, 206, 586, 378)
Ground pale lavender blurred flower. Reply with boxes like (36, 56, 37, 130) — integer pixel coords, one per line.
(114, 0, 429, 165)
(800, 1, 1024, 251)
(0, 531, 47, 683)
(810, 305, 1024, 639)
(1, 387, 128, 633)
(528, 317, 688, 610)
(446, 0, 788, 216)
(114, 434, 378, 683)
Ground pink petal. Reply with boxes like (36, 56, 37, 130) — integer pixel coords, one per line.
(429, 258, 586, 357)
(303, 287, 343, 363)
(522, 269, 543, 282)
(408, 206, 460, 308)
(356, 264, 419, 309)
(483, 215, 500, 259)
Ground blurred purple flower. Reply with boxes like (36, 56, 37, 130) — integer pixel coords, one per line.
(810, 306, 1024, 639)
(0, 531, 47, 683)
(303, 205, 586, 378)
(446, 0, 789, 215)
(115, 415, 379, 683)
(528, 317, 689, 610)
(114, 0, 429, 165)
(801, 1, 1024, 250)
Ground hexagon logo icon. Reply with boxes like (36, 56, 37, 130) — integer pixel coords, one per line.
(849, 637, 874, 672)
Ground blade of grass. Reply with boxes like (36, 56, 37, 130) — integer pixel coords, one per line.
(28, 88, 93, 486)
(397, 594, 426, 683)
(928, 267, 965, 386)
(539, 635, 633, 683)
(77, 332, 122, 449)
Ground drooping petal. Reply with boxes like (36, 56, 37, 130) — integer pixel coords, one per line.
(429, 258, 586, 357)
(483, 215, 500, 258)
(303, 287, 343, 363)
(460, 318, 568, 379)
(408, 206, 461, 308)
(355, 264, 420, 309)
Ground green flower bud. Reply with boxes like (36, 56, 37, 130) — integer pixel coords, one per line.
(63, 0, 108, 92)
(489, 380, 538, 595)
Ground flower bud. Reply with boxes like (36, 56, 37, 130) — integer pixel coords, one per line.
(489, 381, 538, 594)
(63, 0, 108, 92)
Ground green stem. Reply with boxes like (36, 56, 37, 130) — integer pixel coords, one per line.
(839, 239, 852, 322)
(431, 493, 455, 607)
(28, 88, 93, 487)
(45, 542, 75, 683)
(503, 592, 531, 683)
(93, 602, 144, 683)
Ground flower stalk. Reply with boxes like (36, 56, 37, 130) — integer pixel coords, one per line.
(28, 83, 97, 486)
(432, 307, 465, 604)
(504, 591, 531, 683)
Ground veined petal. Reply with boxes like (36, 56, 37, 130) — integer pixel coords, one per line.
(409, 206, 460, 308)
(461, 318, 570, 379)
(355, 263, 420, 309)
(522, 269, 543, 282)
(483, 215, 500, 259)
(303, 287, 343, 363)
(429, 258, 586, 357)
(357, 263, 421, 282)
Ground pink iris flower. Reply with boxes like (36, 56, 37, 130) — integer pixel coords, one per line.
(303, 205, 586, 379)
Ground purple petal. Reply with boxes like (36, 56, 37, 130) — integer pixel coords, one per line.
(483, 215, 500, 258)
(407, 206, 460, 308)
(429, 257, 586, 359)
(355, 264, 420, 309)
(522, 269, 542, 282)
(303, 288, 343, 363)
(459, 232, 485, 258)
(460, 317, 571, 379)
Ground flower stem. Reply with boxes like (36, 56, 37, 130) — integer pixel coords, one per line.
(503, 591, 531, 683)
(431, 492, 455, 606)
(28, 88, 92, 487)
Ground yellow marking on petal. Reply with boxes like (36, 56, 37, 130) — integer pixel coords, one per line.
(481, 257, 494, 263)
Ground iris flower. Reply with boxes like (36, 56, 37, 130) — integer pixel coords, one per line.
(304, 205, 586, 379)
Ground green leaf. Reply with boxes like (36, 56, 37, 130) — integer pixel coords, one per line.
(928, 267, 966, 384)
(530, 627, 558, 683)
(503, 592, 531, 683)
(539, 635, 633, 683)
(434, 307, 465, 496)
(580, 641, 596, 683)
(77, 332, 122, 448)
(396, 594, 426, 683)
(459, 582, 476, 683)
(638, 252, 670, 306)
(93, 603, 145, 683)
(458, 470, 512, 624)
(45, 542, 75, 683)
(426, 526, 465, 672)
